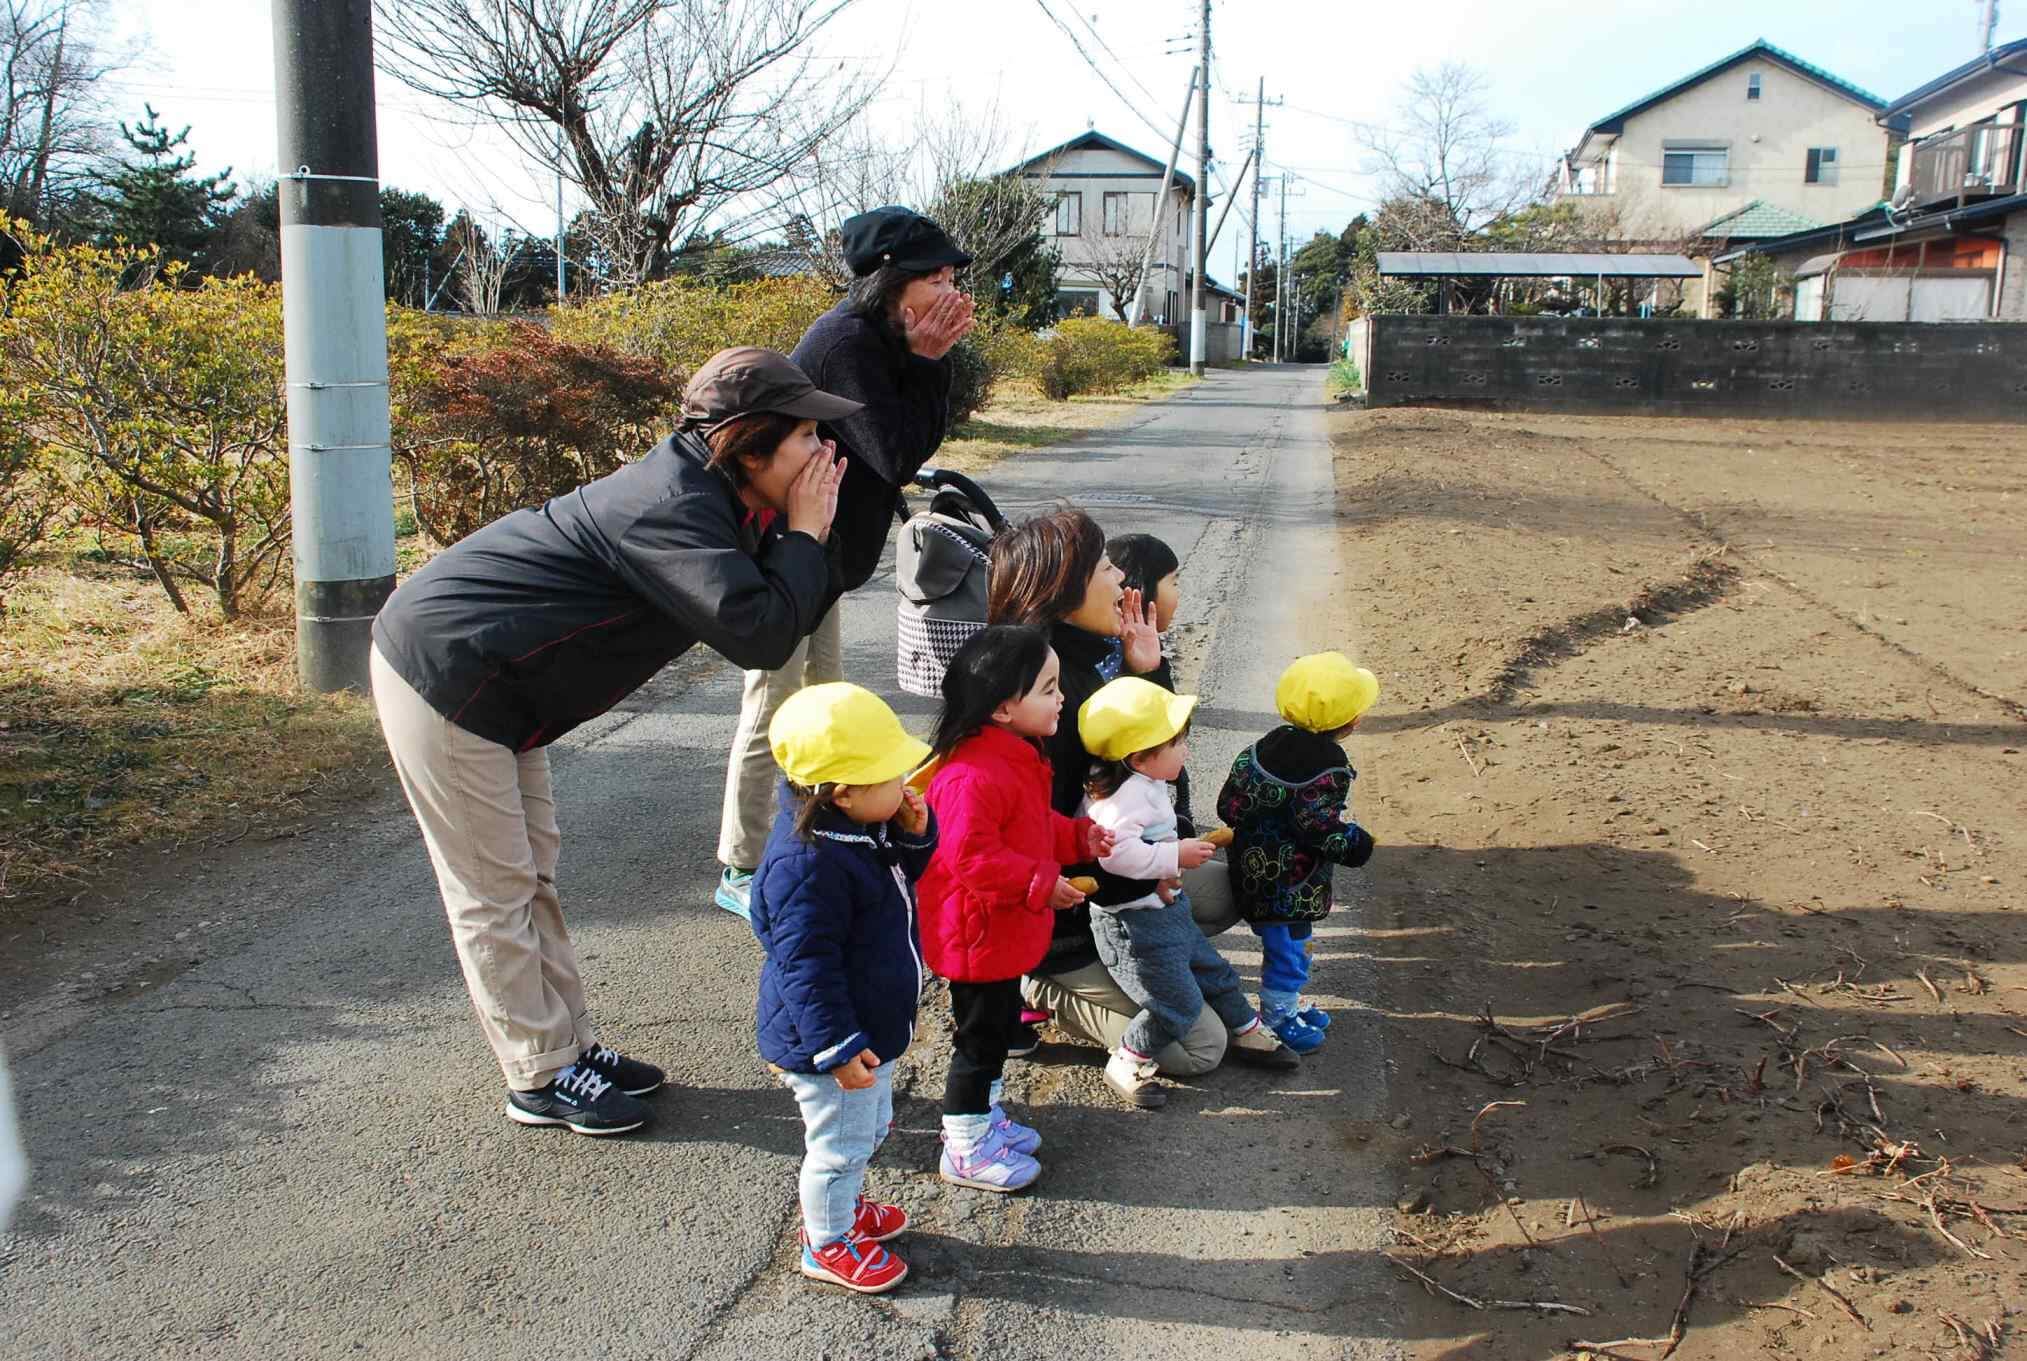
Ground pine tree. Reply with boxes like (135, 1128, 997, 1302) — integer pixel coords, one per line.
(91, 105, 236, 272)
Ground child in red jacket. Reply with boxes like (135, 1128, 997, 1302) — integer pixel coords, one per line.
(917, 625, 1111, 1193)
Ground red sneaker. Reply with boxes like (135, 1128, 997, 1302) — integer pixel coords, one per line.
(800, 1233, 909, 1294)
(852, 1195, 909, 1243)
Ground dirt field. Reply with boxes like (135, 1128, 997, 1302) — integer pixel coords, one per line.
(1326, 407, 2027, 1360)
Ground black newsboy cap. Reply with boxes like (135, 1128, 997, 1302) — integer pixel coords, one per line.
(840, 207, 974, 277)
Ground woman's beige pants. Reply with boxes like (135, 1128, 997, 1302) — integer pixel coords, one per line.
(371, 647, 593, 1091)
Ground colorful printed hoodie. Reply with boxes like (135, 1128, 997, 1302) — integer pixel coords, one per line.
(1216, 725, 1375, 925)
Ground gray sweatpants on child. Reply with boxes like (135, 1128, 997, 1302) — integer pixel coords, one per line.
(1090, 894, 1257, 1058)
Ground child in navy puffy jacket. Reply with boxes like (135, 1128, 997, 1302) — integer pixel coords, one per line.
(751, 683, 937, 1296)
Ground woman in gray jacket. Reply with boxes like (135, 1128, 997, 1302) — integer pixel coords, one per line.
(371, 347, 855, 1137)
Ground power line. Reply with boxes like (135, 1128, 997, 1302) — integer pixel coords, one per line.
(1064, 3, 1170, 121)
(1031, 0, 1172, 144)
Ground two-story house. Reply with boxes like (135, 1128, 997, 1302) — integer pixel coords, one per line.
(1713, 38, 2027, 321)
(1557, 40, 1891, 314)
(1009, 129, 1246, 354)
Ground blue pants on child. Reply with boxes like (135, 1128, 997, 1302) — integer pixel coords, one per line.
(779, 1059, 895, 1247)
(1091, 894, 1257, 1057)
(1253, 921, 1313, 1010)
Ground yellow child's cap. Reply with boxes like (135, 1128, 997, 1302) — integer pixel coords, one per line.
(1275, 652, 1380, 733)
(1078, 676, 1200, 762)
(768, 682, 930, 788)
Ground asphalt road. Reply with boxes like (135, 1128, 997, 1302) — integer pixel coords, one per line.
(1, 363, 1404, 1361)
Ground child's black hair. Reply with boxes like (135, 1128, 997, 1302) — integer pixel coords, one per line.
(1105, 532, 1180, 600)
(787, 781, 841, 841)
(930, 624, 1054, 760)
(1084, 719, 1192, 800)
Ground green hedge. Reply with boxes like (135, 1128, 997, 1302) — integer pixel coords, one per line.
(1037, 317, 1174, 400)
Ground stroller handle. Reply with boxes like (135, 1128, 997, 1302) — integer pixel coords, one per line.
(911, 467, 1009, 531)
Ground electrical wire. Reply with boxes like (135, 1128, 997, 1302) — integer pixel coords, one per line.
(1065, 3, 1171, 120)
(1030, 0, 1175, 145)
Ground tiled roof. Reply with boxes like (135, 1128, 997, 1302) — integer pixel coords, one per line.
(1583, 39, 1887, 140)
(1697, 200, 1825, 239)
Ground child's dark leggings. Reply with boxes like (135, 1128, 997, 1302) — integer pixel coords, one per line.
(944, 978, 1022, 1115)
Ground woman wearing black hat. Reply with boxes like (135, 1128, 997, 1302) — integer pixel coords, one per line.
(371, 347, 855, 1137)
(713, 207, 979, 916)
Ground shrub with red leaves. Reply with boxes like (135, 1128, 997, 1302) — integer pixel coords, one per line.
(393, 322, 677, 545)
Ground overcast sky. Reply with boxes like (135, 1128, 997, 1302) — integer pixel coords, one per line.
(105, 0, 2019, 280)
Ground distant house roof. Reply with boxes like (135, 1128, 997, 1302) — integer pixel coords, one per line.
(1571, 40, 1887, 161)
(1882, 37, 2027, 123)
(1377, 251, 1703, 279)
(1709, 202, 1894, 264)
(1725, 190, 2027, 270)
(1009, 129, 1197, 194)
(1697, 200, 1824, 239)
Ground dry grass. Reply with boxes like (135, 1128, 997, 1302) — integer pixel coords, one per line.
(0, 553, 389, 905)
(932, 370, 1197, 473)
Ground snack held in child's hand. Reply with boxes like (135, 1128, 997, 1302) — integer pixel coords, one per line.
(1065, 876, 1099, 895)
(1203, 826, 1234, 849)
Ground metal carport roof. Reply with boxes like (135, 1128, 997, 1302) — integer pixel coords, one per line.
(1376, 251, 1704, 278)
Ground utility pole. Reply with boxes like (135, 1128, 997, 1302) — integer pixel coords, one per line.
(274, 0, 396, 694)
(1189, 0, 1210, 375)
(1979, 0, 1999, 53)
(1128, 69, 1196, 327)
(556, 129, 568, 302)
(1275, 174, 1289, 361)
(1235, 79, 1282, 361)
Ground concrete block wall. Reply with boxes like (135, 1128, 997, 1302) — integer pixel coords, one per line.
(2000, 215, 2027, 322)
(1363, 315, 2027, 421)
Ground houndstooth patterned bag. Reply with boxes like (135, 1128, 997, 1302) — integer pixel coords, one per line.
(896, 506, 994, 697)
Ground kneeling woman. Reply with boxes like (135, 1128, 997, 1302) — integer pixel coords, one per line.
(370, 347, 856, 1137)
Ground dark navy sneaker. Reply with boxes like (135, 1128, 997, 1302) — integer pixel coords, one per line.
(578, 1041, 664, 1096)
(505, 1064, 651, 1136)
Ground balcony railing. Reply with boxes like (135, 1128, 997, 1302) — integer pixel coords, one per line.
(1908, 123, 2022, 209)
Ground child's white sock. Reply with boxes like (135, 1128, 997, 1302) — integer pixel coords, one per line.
(942, 1112, 991, 1154)
(988, 1077, 1006, 1111)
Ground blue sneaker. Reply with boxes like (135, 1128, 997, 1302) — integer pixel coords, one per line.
(1265, 1010, 1327, 1054)
(714, 867, 754, 919)
(1296, 1002, 1332, 1030)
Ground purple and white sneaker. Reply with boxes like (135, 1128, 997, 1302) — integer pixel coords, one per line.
(989, 1105, 1042, 1156)
(939, 1126, 1041, 1193)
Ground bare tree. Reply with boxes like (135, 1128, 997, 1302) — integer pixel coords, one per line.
(1, 0, 127, 227)
(1358, 64, 1533, 239)
(375, 0, 879, 286)
(772, 94, 1053, 296)
(453, 217, 510, 316)
(1075, 217, 1154, 320)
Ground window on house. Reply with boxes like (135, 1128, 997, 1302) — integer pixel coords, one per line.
(1747, 73, 1762, 101)
(1805, 146, 1839, 185)
(1054, 191, 1081, 236)
(1056, 289, 1100, 317)
(1662, 142, 1729, 187)
(1101, 192, 1149, 236)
